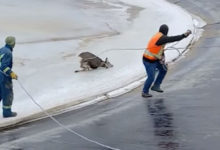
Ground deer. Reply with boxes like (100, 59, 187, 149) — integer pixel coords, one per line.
(75, 52, 113, 73)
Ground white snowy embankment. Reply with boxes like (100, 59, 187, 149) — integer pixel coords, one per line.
(0, 0, 205, 127)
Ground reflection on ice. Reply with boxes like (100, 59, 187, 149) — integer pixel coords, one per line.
(147, 98, 179, 150)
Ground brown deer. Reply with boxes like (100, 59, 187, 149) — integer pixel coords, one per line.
(75, 52, 113, 73)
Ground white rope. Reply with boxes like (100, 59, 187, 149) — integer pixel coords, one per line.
(16, 79, 120, 150)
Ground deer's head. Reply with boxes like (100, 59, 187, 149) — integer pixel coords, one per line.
(101, 58, 113, 68)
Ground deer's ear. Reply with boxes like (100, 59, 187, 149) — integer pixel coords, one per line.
(105, 57, 108, 62)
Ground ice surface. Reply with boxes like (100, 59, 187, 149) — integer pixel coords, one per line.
(0, 0, 205, 126)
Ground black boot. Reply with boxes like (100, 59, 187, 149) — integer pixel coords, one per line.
(3, 108, 17, 118)
(142, 92, 153, 98)
(151, 85, 164, 93)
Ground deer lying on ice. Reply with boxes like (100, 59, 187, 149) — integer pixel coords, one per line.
(75, 52, 113, 73)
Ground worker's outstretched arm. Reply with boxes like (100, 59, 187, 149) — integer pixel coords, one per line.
(156, 30, 192, 45)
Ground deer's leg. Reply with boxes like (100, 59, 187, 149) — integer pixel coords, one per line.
(82, 61, 91, 71)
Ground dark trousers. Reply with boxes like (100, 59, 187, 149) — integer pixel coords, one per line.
(142, 59, 167, 94)
(0, 75, 13, 113)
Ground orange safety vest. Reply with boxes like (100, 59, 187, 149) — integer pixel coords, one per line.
(143, 32, 165, 61)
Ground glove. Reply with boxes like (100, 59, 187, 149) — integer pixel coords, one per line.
(10, 72, 18, 80)
(183, 30, 192, 37)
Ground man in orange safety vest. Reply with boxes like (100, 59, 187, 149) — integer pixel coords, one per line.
(142, 24, 191, 98)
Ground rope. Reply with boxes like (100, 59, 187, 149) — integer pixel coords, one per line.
(97, 45, 220, 53)
(16, 79, 120, 150)
(75, 44, 220, 69)
(75, 21, 214, 61)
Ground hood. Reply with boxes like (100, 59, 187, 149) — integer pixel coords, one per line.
(5, 36, 16, 49)
(159, 24, 169, 35)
